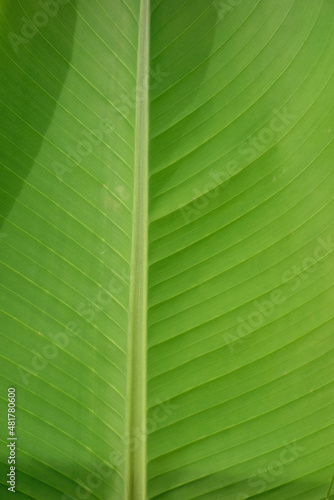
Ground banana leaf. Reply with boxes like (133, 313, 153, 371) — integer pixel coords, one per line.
(0, 1, 333, 499)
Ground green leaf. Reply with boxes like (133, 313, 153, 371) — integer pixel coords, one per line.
(0, 1, 333, 499)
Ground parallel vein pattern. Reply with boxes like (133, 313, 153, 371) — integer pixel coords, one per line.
(147, 1, 334, 499)
(0, 1, 139, 499)
(1, 1, 334, 499)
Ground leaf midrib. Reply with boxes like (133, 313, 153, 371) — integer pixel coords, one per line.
(126, 1, 150, 499)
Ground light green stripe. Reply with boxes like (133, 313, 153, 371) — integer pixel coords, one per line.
(126, 0, 150, 498)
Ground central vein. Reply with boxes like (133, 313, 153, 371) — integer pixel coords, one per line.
(126, 0, 150, 498)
